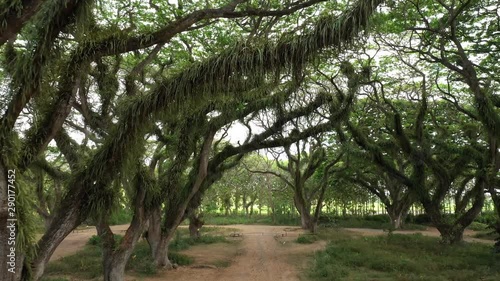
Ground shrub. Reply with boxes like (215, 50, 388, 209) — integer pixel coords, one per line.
(86, 234, 123, 247)
(296, 234, 317, 244)
(169, 232, 227, 251)
(169, 252, 194, 265)
(126, 241, 194, 275)
(308, 233, 500, 281)
(410, 213, 432, 224)
(108, 208, 133, 225)
(467, 222, 489, 231)
(364, 214, 390, 223)
(474, 212, 497, 225)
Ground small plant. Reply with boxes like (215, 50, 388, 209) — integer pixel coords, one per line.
(87, 235, 101, 246)
(296, 234, 317, 244)
(169, 252, 194, 266)
(308, 233, 500, 281)
(86, 234, 123, 247)
(467, 222, 489, 231)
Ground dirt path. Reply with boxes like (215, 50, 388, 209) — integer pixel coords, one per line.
(48, 224, 494, 281)
(49, 224, 129, 261)
(135, 225, 326, 281)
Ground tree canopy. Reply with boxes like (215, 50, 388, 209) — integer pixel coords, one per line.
(0, 0, 499, 280)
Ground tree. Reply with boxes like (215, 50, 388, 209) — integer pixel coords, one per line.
(344, 64, 486, 243)
(377, 0, 500, 247)
(0, 0, 388, 279)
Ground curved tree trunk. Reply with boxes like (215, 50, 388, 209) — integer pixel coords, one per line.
(425, 188, 484, 244)
(146, 207, 162, 258)
(98, 177, 150, 281)
(0, 162, 20, 281)
(294, 194, 316, 233)
(386, 203, 411, 229)
(188, 213, 204, 238)
(29, 202, 82, 281)
(98, 220, 147, 281)
(153, 229, 175, 269)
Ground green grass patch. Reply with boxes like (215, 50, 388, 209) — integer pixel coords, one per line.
(296, 234, 318, 244)
(45, 244, 104, 279)
(308, 233, 500, 281)
(213, 259, 232, 268)
(203, 214, 300, 226)
(44, 229, 228, 279)
(45, 240, 193, 279)
(169, 232, 228, 251)
(323, 218, 427, 231)
(40, 278, 70, 281)
(473, 230, 499, 241)
(467, 222, 490, 231)
(108, 208, 133, 225)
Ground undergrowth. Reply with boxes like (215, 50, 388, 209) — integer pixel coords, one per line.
(44, 229, 228, 279)
(308, 233, 500, 281)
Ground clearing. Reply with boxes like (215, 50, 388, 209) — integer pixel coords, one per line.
(47, 224, 494, 281)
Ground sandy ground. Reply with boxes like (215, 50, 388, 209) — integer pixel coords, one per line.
(47, 224, 494, 280)
(130, 225, 326, 281)
(49, 224, 130, 261)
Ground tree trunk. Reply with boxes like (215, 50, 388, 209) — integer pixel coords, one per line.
(435, 225, 465, 244)
(188, 213, 203, 238)
(153, 230, 175, 269)
(0, 162, 20, 281)
(28, 201, 82, 281)
(425, 179, 484, 244)
(43, 216, 53, 232)
(294, 195, 316, 233)
(392, 213, 403, 229)
(386, 204, 410, 229)
(146, 207, 162, 258)
(99, 177, 150, 281)
(102, 254, 126, 281)
(98, 221, 146, 281)
(234, 194, 240, 215)
(154, 130, 215, 268)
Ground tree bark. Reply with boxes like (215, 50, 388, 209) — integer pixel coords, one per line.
(98, 219, 147, 281)
(153, 228, 175, 269)
(386, 203, 410, 229)
(30, 203, 82, 280)
(146, 207, 162, 258)
(98, 176, 150, 281)
(294, 194, 316, 233)
(188, 213, 203, 238)
(154, 129, 215, 268)
(0, 161, 20, 281)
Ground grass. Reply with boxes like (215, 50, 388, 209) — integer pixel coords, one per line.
(297, 234, 319, 244)
(467, 222, 490, 231)
(213, 259, 232, 268)
(203, 214, 431, 231)
(169, 231, 228, 251)
(308, 232, 500, 281)
(44, 240, 193, 279)
(44, 229, 228, 280)
(203, 214, 300, 225)
(323, 218, 427, 230)
(473, 230, 499, 241)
